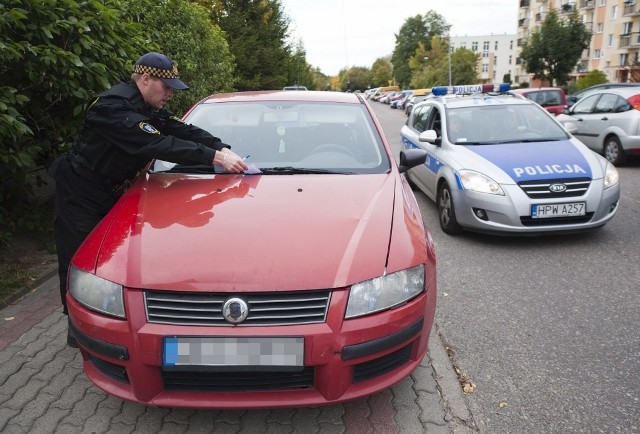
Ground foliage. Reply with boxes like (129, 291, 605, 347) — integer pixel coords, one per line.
(520, 9, 591, 86)
(409, 38, 478, 88)
(370, 58, 394, 88)
(337, 66, 372, 92)
(576, 69, 608, 91)
(127, 0, 235, 114)
(0, 0, 149, 239)
(391, 11, 449, 89)
(286, 40, 318, 90)
(210, 0, 292, 91)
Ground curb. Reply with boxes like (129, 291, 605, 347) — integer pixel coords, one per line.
(0, 264, 58, 311)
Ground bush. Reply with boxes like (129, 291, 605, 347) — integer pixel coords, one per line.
(0, 0, 149, 238)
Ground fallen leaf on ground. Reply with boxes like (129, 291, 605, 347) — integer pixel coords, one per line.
(499, 401, 508, 409)
(4, 316, 15, 321)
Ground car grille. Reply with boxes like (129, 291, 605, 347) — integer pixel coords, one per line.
(518, 177, 591, 199)
(145, 290, 330, 326)
(163, 368, 315, 391)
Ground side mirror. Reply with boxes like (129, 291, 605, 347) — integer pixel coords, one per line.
(418, 130, 438, 144)
(562, 121, 579, 134)
(398, 148, 428, 173)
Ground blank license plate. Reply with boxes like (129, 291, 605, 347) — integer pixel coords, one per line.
(531, 202, 586, 218)
(163, 336, 304, 368)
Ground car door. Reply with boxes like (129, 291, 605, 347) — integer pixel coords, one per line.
(568, 94, 603, 151)
(403, 104, 437, 198)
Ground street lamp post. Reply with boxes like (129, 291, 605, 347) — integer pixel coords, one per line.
(446, 25, 452, 87)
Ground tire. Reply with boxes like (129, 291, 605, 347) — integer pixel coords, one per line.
(603, 135, 627, 166)
(437, 181, 463, 235)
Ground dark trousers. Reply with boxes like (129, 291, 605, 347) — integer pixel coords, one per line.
(51, 157, 119, 314)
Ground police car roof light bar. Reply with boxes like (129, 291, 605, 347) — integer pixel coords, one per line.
(431, 83, 511, 96)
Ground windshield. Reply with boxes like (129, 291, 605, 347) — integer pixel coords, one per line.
(151, 101, 390, 174)
(446, 104, 569, 145)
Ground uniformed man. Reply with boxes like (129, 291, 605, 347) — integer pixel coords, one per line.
(50, 52, 248, 346)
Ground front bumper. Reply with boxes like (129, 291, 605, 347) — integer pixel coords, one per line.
(68, 282, 436, 409)
(452, 180, 620, 235)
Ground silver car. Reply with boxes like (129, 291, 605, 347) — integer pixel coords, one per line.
(401, 85, 621, 235)
(557, 87, 640, 165)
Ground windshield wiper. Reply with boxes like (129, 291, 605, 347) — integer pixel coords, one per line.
(161, 164, 218, 174)
(260, 166, 354, 175)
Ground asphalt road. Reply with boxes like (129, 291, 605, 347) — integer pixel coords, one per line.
(371, 101, 640, 434)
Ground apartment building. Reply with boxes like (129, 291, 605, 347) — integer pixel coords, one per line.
(517, 0, 640, 85)
(450, 33, 518, 84)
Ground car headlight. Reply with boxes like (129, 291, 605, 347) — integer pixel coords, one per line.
(458, 170, 505, 195)
(346, 264, 425, 319)
(603, 162, 619, 189)
(68, 266, 125, 318)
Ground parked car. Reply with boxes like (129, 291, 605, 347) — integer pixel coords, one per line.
(401, 83, 620, 235)
(390, 90, 412, 109)
(405, 95, 428, 116)
(67, 90, 436, 409)
(510, 87, 567, 115)
(557, 87, 640, 165)
(567, 82, 640, 107)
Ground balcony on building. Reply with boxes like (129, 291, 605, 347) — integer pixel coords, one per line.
(519, 18, 529, 27)
(520, 0, 530, 7)
(620, 32, 640, 49)
(623, 1, 640, 16)
(580, 0, 595, 10)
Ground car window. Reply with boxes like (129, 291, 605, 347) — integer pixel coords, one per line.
(571, 94, 600, 114)
(412, 105, 432, 133)
(594, 93, 619, 113)
(445, 104, 568, 144)
(155, 101, 390, 173)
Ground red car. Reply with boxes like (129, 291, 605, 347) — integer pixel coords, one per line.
(67, 90, 437, 409)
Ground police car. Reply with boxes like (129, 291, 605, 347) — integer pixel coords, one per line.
(400, 83, 621, 235)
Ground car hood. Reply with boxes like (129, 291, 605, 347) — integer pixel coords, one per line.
(454, 139, 598, 183)
(86, 173, 404, 292)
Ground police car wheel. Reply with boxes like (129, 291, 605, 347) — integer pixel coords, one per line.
(603, 136, 626, 166)
(437, 181, 463, 235)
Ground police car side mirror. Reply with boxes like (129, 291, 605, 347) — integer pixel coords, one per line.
(398, 149, 428, 173)
(418, 129, 438, 144)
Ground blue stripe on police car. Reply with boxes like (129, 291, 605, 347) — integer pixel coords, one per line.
(466, 140, 592, 182)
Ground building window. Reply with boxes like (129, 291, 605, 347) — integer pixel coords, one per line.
(619, 53, 628, 66)
(599, 0, 606, 6)
(597, 22, 604, 33)
(495, 41, 499, 50)
(472, 41, 478, 51)
(611, 5, 617, 20)
(510, 40, 514, 50)
(623, 22, 632, 35)
(509, 55, 513, 65)
(594, 49, 602, 59)
(608, 34, 614, 46)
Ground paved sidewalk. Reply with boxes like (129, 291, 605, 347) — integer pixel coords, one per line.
(0, 269, 477, 434)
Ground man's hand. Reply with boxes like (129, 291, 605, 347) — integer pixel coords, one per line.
(214, 149, 249, 173)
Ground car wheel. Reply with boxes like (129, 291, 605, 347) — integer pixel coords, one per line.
(437, 181, 463, 235)
(603, 135, 627, 166)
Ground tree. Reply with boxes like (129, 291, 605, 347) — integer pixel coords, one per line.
(210, 0, 292, 91)
(576, 69, 608, 91)
(409, 37, 478, 88)
(0, 0, 149, 240)
(370, 58, 393, 87)
(338, 66, 372, 92)
(128, 0, 235, 114)
(391, 11, 448, 88)
(520, 9, 591, 86)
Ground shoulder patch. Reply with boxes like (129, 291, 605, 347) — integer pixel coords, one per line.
(169, 115, 185, 124)
(139, 122, 160, 134)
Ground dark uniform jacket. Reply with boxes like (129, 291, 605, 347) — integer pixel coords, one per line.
(68, 79, 227, 189)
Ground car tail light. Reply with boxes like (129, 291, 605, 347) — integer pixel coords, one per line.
(627, 94, 640, 110)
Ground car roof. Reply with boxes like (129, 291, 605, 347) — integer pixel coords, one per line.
(420, 93, 533, 109)
(511, 87, 564, 93)
(582, 87, 640, 97)
(198, 90, 364, 104)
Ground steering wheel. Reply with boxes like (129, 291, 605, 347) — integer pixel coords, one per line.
(311, 143, 356, 158)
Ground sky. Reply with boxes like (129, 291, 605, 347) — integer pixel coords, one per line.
(280, 0, 519, 76)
